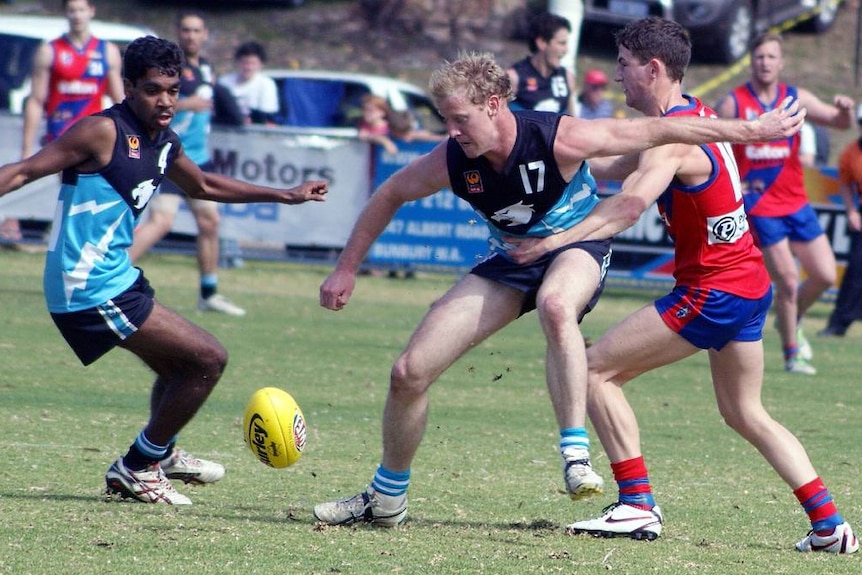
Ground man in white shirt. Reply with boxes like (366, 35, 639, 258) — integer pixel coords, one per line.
(218, 41, 279, 125)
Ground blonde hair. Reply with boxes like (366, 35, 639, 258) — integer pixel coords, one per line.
(429, 52, 513, 107)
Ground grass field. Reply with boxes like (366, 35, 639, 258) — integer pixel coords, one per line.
(0, 251, 860, 574)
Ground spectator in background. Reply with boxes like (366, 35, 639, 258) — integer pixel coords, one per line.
(715, 32, 854, 375)
(358, 93, 398, 155)
(218, 41, 279, 125)
(129, 11, 245, 317)
(799, 122, 831, 168)
(507, 11, 576, 115)
(1, 0, 123, 247)
(575, 69, 614, 120)
(388, 110, 446, 144)
(819, 104, 862, 337)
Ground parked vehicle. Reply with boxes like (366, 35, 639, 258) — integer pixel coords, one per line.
(0, 15, 155, 115)
(266, 69, 443, 135)
(582, 0, 843, 63)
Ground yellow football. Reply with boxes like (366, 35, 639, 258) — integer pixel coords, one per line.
(243, 387, 307, 468)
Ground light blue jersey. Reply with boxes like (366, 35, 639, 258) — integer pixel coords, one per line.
(44, 102, 181, 313)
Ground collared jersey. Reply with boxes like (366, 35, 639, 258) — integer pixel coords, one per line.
(446, 110, 599, 260)
(45, 35, 111, 142)
(44, 102, 181, 313)
(660, 96, 770, 298)
(510, 57, 570, 114)
(727, 82, 804, 217)
(171, 57, 214, 165)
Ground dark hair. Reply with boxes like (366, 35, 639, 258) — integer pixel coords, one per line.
(122, 36, 184, 84)
(528, 12, 571, 54)
(614, 17, 690, 83)
(234, 41, 267, 63)
(176, 10, 206, 27)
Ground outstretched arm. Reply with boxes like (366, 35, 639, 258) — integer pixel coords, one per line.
(166, 153, 328, 204)
(319, 142, 450, 311)
(554, 97, 804, 176)
(508, 143, 684, 264)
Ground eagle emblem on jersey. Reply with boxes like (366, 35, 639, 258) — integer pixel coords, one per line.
(127, 136, 141, 159)
(464, 170, 483, 194)
(492, 201, 535, 226)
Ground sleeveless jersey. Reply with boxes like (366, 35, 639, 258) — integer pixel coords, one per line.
(727, 83, 804, 217)
(44, 102, 181, 313)
(660, 96, 770, 298)
(170, 57, 214, 166)
(446, 110, 600, 260)
(510, 57, 570, 114)
(45, 35, 111, 142)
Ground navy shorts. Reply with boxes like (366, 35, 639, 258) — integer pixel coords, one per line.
(50, 270, 155, 365)
(471, 239, 612, 318)
(748, 204, 824, 248)
(655, 285, 773, 350)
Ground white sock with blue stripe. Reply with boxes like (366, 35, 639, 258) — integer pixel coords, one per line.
(560, 427, 590, 460)
(371, 465, 410, 502)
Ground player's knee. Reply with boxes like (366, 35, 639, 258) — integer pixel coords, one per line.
(194, 340, 229, 384)
(390, 353, 431, 397)
(536, 292, 580, 333)
(195, 209, 220, 236)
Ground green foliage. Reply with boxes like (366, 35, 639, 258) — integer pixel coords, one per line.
(0, 252, 859, 574)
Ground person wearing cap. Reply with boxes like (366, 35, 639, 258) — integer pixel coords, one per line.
(576, 69, 614, 120)
(818, 103, 862, 337)
(507, 11, 576, 115)
(715, 32, 854, 375)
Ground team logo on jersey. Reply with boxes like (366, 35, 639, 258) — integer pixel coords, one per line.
(127, 136, 141, 159)
(58, 49, 74, 67)
(707, 205, 748, 244)
(464, 170, 484, 194)
(492, 201, 535, 226)
(525, 77, 538, 92)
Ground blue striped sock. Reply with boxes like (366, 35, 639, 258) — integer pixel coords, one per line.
(122, 430, 169, 470)
(560, 427, 589, 458)
(371, 465, 410, 498)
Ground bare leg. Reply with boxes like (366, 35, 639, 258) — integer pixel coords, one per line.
(708, 341, 817, 488)
(760, 239, 801, 352)
(382, 274, 522, 471)
(191, 201, 220, 277)
(586, 305, 698, 462)
(119, 301, 227, 445)
(535, 249, 600, 430)
(792, 235, 836, 318)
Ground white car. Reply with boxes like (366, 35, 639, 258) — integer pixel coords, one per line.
(0, 14, 155, 115)
(264, 69, 443, 135)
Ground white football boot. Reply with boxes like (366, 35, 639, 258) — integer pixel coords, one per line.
(566, 502, 663, 540)
(313, 487, 407, 527)
(563, 449, 604, 501)
(160, 449, 225, 484)
(796, 522, 859, 554)
(105, 457, 192, 505)
(198, 293, 246, 316)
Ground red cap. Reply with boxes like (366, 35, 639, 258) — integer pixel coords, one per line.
(584, 69, 608, 86)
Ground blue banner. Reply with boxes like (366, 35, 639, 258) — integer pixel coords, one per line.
(367, 140, 489, 271)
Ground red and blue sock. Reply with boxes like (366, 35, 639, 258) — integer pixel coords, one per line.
(794, 477, 844, 534)
(612, 456, 655, 510)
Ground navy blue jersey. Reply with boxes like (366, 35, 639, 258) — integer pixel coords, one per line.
(44, 102, 181, 312)
(446, 110, 599, 259)
(510, 57, 570, 114)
